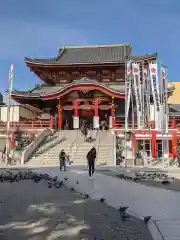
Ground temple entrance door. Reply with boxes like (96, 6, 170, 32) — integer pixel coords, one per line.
(62, 110, 73, 129)
(99, 109, 110, 129)
(156, 140, 163, 158)
(79, 110, 93, 129)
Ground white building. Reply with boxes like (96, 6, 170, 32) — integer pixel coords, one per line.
(0, 104, 41, 122)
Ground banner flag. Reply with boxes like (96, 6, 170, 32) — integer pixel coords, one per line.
(143, 67, 150, 126)
(160, 65, 168, 133)
(132, 62, 142, 129)
(149, 63, 161, 129)
(125, 61, 132, 130)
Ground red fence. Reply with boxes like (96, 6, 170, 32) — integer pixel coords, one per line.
(115, 119, 178, 129)
(0, 118, 178, 132)
(0, 118, 54, 132)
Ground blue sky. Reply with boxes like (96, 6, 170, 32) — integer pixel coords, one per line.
(0, 0, 179, 100)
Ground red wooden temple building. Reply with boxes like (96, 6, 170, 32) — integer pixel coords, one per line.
(10, 44, 169, 128)
(8, 44, 179, 159)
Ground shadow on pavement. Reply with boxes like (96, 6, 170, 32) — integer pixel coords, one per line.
(0, 178, 153, 240)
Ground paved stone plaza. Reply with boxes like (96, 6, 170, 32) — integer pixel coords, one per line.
(0, 177, 152, 240)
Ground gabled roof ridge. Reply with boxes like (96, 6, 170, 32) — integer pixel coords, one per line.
(59, 44, 132, 50)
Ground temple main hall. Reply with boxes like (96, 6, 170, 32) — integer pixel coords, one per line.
(11, 44, 173, 130)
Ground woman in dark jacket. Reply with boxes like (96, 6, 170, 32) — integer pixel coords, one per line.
(59, 149, 67, 171)
(86, 147, 96, 179)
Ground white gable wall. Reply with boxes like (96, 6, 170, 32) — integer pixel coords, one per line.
(0, 105, 38, 122)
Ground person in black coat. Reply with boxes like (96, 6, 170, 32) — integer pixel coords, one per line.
(86, 147, 96, 179)
(59, 149, 67, 171)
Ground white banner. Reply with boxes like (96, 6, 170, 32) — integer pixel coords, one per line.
(160, 65, 168, 133)
(132, 63, 142, 129)
(143, 67, 150, 126)
(125, 61, 132, 130)
(149, 63, 161, 129)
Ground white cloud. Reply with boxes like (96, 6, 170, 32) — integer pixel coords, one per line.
(0, 19, 88, 60)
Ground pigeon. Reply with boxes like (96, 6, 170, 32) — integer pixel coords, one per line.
(84, 194, 89, 199)
(121, 214, 129, 221)
(100, 198, 105, 203)
(55, 180, 63, 188)
(52, 176, 58, 182)
(119, 174, 124, 178)
(144, 216, 151, 224)
(161, 179, 170, 184)
(118, 206, 129, 214)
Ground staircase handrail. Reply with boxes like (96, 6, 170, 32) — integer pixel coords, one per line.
(96, 130, 101, 162)
(113, 130, 116, 165)
(67, 130, 79, 156)
(21, 128, 52, 164)
(35, 132, 65, 155)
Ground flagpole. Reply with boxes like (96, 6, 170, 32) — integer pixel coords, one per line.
(131, 90, 135, 169)
(124, 57, 129, 168)
(5, 64, 13, 165)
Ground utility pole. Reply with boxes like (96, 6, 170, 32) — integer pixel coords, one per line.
(124, 58, 132, 168)
(131, 90, 135, 168)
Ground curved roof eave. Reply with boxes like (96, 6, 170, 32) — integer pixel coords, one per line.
(11, 81, 124, 100)
(24, 57, 125, 66)
(24, 54, 157, 66)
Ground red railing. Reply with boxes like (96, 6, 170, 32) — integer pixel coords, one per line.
(115, 119, 180, 130)
(0, 118, 179, 132)
(0, 118, 54, 132)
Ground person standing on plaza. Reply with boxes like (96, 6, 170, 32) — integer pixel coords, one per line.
(86, 147, 97, 179)
(59, 149, 67, 171)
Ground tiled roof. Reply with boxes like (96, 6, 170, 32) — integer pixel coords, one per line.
(130, 53, 157, 61)
(168, 104, 180, 117)
(169, 104, 180, 112)
(25, 44, 132, 65)
(11, 79, 124, 98)
(56, 44, 132, 65)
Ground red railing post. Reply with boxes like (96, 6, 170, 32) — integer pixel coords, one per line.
(50, 116, 53, 129)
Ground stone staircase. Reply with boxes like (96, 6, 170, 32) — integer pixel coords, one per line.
(25, 130, 116, 166)
(97, 130, 115, 165)
(71, 130, 98, 164)
(26, 130, 78, 166)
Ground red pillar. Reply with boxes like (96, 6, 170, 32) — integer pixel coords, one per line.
(111, 97, 115, 129)
(151, 130, 156, 158)
(171, 119, 176, 128)
(74, 100, 79, 117)
(31, 120, 34, 129)
(50, 116, 54, 129)
(172, 131, 177, 158)
(94, 99, 99, 116)
(58, 104, 62, 129)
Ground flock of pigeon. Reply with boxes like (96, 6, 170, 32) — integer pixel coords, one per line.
(118, 171, 174, 184)
(0, 171, 64, 188)
(0, 170, 152, 224)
